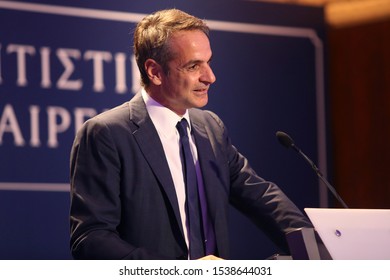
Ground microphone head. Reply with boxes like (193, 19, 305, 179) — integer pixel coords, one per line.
(276, 131, 295, 149)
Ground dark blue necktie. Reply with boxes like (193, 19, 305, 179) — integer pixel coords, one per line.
(176, 119, 204, 259)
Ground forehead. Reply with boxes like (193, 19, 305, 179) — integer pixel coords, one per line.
(168, 30, 212, 61)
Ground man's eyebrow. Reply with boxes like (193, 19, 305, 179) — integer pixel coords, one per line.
(182, 59, 202, 67)
(182, 56, 213, 67)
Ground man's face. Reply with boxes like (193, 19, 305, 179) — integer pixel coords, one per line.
(158, 30, 216, 116)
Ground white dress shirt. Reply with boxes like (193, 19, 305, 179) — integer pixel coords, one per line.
(142, 89, 205, 253)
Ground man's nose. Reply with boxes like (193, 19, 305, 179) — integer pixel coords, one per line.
(201, 64, 216, 84)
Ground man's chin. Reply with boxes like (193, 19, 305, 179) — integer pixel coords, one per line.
(194, 96, 208, 108)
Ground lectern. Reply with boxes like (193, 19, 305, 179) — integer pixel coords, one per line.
(286, 208, 390, 260)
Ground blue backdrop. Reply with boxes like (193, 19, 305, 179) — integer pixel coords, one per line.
(0, 0, 327, 259)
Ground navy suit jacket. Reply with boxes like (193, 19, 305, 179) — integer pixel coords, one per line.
(70, 93, 312, 259)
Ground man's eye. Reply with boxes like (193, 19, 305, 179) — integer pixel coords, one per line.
(188, 64, 199, 71)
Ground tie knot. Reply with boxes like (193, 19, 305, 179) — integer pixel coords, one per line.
(176, 118, 189, 138)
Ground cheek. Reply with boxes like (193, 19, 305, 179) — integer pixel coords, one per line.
(174, 78, 193, 94)
(184, 76, 199, 88)
(168, 72, 197, 94)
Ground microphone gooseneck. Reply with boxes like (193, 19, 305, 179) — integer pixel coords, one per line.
(276, 131, 348, 209)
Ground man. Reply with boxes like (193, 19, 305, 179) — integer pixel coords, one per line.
(70, 8, 312, 260)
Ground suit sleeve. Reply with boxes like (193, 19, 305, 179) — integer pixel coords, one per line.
(69, 118, 171, 260)
(205, 111, 313, 253)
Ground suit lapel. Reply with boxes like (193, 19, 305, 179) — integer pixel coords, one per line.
(128, 97, 228, 257)
(127, 94, 185, 238)
(191, 114, 228, 255)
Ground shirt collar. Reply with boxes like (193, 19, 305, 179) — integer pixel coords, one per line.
(142, 88, 191, 138)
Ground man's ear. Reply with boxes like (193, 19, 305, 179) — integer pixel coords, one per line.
(145, 59, 163, 86)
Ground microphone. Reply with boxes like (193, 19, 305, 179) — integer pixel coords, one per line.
(276, 131, 348, 208)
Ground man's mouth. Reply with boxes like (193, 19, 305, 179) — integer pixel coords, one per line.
(194, 88, 208, 94)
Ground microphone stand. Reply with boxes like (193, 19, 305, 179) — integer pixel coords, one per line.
(276, 131, 348, 209)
